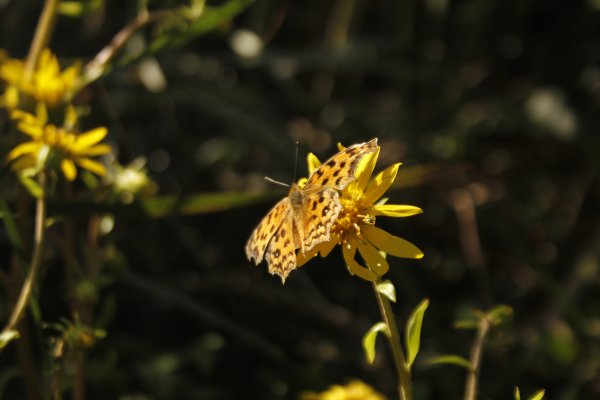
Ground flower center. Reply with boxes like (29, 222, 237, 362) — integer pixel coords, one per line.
(331, 194, 376, 238)
(40, 124, 76, 154)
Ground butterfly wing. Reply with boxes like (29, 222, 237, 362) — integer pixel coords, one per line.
(304, 138, 378, 191)
(264, 210, 300, 282)
(245, 197, 291, 265)
(300, 187, 342, 251)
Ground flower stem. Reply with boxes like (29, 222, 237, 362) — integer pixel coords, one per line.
(372, 278, 413, 400)
(464, 315, 490, 400)
(25, 0, 61, 78)
(0, 173, 47, 348)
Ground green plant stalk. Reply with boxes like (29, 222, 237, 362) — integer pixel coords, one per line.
(464, 316, 490, 400)
(0, 173, 47, 344)
(372, 278, 413, 400)
(25, 0, 61, 78)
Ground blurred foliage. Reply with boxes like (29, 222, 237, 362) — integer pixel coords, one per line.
(0, 0, 599, 399)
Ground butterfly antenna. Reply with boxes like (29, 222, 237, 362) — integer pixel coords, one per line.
(264, 176, 290, 187)
(292, 140, 300, 182)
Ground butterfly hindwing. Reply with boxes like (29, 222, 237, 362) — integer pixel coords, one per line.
(245, 197, 291, 264)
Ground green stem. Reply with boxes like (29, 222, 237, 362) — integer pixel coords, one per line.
(464, 316, 490, 400)
(0, 174, 47, 347)
(372, 278, 413, 400)
(25, 0, 61, 78)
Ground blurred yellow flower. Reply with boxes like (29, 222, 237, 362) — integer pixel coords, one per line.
(297, 143, 423, 281)
(6, 104, 111, 181)
(0, 48, 81, 109)
(300, 380, 387, 400)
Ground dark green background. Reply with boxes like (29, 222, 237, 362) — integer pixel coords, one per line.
(1, 0, 599, 399)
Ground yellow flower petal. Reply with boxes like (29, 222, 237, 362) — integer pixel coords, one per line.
(342, 237, 377, 281)
(371, 204, 423, 218)
(35, 103, 48, 125)
(356, 237, 389, 276)
(77, 144, 112, 156)
(362, 225, 423, 259)
(64, 104, 78, 129)
(306, 152, 321, 175)
(364, 162, 401, 204)
(2, 85, 19, 108)
(75, 157, 106, 176)
(318, 234, 339, 257)
(355, 146, 380, 192)
(61, 158, 77, 181)
(297, 246, 319, 267)
(7, 142, 41, 161)
(16, 123, 44, 138)
(72, 127, 107, 149)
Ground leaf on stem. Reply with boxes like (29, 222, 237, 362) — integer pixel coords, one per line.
(362, 322, 389, 364)
(425, 354, 472, 370)
(404, 298, 429, 369)
(376, 280, 396, 303)
(514, 387, 521, 400)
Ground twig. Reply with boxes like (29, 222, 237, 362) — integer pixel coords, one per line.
(81, 9, 169, 86)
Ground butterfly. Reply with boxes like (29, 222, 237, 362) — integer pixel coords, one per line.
(245, 138, 378, 282)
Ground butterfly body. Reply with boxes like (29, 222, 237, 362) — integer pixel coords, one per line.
(245, 138, 378, 282)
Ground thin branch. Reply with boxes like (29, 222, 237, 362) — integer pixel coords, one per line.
(81, 9, 170, 86)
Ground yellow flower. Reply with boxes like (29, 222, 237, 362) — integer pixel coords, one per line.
(6, 104, 111, 181)
(0, 48, 81, 109)
(300, 380, 387, 400)
(297, 142, 423, 281)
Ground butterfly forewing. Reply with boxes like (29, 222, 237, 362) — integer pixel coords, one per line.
(304, 138, 378, 190)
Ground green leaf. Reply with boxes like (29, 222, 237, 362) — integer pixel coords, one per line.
(404, 298, 429, 369)
(362, 322, 388, 364)
(0, 197, 21, 250)
(425, 354, 472, 370)
(486, 305, 513, 326)
(528, 389, 545, 400)
(146, 0, 253, 55)
(18, 175, 43, 199)
(376, 280, 396, 303)
(514, 387, 521, 400)
(59, 0, 103, 17)
(49, 191, 278, 218)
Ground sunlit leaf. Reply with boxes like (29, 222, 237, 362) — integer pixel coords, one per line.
(487, 305, 513, 326)
(362, 322, 388, 364)
(529, 389, 545, 400)
(376, 280, 396, 303)
(405, 298, 429, 369)
(514, 387, 521, 400)
(0, 330, 20, 349)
